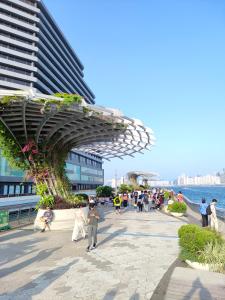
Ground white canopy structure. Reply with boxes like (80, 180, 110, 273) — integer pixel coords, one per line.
(0, 89, 156, 160)
(127, 171, 159, 186)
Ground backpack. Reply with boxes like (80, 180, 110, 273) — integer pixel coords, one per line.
(206, 205, 212, 215)
(115, 197, 120, 205)
(143, 195, 149, 204)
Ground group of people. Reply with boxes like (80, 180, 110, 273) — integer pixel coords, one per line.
(71, 198, 101, 252)
(199, 198, 218, 231)
(38, 189, 220, 254)
(113, 188, 168, 213)
(39, 198, 100, 252)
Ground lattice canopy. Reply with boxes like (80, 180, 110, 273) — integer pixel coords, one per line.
(0, 89, 156, 160)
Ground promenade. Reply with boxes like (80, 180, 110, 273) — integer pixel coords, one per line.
(0, 207, 186, 300)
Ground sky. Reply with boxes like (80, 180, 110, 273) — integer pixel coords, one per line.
(44, 0, 225, 182)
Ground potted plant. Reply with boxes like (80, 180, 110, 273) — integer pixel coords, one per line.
(168, 201, 187, 217)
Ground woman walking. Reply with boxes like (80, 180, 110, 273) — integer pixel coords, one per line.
(72, 207, 86, 242)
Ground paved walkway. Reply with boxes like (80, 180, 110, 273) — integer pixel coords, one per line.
(164, 267, 225, 300)
(0, 207, 186, 300)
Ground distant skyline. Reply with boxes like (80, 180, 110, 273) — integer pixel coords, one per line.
(44, 0, 225, 181)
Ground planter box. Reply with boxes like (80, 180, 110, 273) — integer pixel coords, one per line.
(163, 205, 169, 213)
(170, 212, 184, 217)
(34, 207, 89, 231)
(185, 260, 223, 272)
(186, 259, 210, 271)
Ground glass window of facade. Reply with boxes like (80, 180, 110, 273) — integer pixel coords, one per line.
(15, 185, 20, 194)
(66, 163, 81, 181)
(0, 154, 24, 177)
(3, 185, 8, 195)
(81, 167, 103, 176)
(8, 185, 14, 195)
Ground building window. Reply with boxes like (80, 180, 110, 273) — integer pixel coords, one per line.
(0, 53, 32, 65)
(8, 185, 15, 195)
(15, 185, 20, 194)
(0, 9, 36, 25)
(1, 32, 33, 45)
(0, 65, 32, 76)
(1, 0, 36, 16)
(3, 185, 8, 195)
(1, 20, 34, 35)
(0, 75, 31, 86)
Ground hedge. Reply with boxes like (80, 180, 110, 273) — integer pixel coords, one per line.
(168, 201, 187, 213)
(178, 224, 223, 263)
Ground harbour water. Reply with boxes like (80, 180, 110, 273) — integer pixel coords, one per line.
(172, 186, 225, 210)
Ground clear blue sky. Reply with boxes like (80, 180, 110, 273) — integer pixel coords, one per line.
(44, 0, 225, 181)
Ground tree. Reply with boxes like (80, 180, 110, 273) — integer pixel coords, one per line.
(118, 184, 133, 194)
(96, 185, 113, 197)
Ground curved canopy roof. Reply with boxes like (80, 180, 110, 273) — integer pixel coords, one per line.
(0, 89, 156, 160)
(127, 171, 158, 179)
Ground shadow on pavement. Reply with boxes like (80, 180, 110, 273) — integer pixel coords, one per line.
(150, 259, 187, 300)
(97, 227, 127, 247)
(102, 288, 117, 300)
(181, 277, 213, 300)
(0, 228, 35, 243)
(0, 260, 77, 300)
(98, 224, 113, 234)
(0, 247, 61, 279)
(130, 292, 140, 299)
(0, 235, 47, 268)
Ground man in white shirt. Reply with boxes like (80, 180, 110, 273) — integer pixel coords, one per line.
(210, 199, 218, 231)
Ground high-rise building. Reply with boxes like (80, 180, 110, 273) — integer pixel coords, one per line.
(0, 0, 104, 195)
(176, 174, 220, 186)
(0, 0, 95, 103)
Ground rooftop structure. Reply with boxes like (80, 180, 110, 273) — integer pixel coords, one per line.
(127, 171, 158, 186)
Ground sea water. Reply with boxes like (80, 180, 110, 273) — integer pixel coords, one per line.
(172, 186, 225, 210)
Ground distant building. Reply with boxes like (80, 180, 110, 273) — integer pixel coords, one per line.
(217, 169, 225, 185)
(176, 174, 221, 186)
(107, 177, 127, 188)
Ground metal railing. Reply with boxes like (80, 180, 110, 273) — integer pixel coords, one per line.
(1, 203, 37, 229)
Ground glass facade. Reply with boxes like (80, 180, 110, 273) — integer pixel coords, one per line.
(66, 152, 104, 189)
(0, 155, 24, 177)
(0, 150, 104, 196)
(66, 163, 81, 181)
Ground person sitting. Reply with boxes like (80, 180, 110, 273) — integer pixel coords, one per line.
(40, 207, 53, 232)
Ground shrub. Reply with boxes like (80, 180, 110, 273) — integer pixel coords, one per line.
(37, 193, 88, 210)
(96, 186, 113, 197)
(76, 193, 89, 201)
(164, 190, 171, 200)
(178, 224, 200, 238)
(36, 194, 54, 210)
(199, 241, 225, 273)
(178, 224, 223, 263)
(168, 201, 187, 213)
(68, 194, 87, 207)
